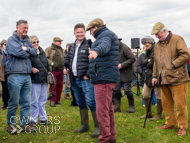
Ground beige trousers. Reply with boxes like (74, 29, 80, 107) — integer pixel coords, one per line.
(142, 84, 161, 99)
(161, 82, 188, 129)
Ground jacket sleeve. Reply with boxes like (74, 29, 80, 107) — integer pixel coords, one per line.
(153, 47, 158, 78)
(146, 54, 154, 69)
(6, 37, 30, 58)
(26, 41, 37, 56)
(121, 46, 135, 69)
(64, 45, 71, 70)
(45, 47, 53, 65)
(142, 53, 148, 66)
(137, 54, 143, 75)
(172, 37, 190, 68)
(93, 36, 112, 56)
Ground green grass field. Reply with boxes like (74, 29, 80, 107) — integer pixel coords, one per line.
(0, 83, 190, 143)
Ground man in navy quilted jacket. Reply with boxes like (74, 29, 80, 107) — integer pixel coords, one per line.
(86, 18, 120, 143)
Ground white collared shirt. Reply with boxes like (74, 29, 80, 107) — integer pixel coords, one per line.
(72, 41, 82, 76)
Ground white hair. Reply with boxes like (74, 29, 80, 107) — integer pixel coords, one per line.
(159, 27, 168, 33)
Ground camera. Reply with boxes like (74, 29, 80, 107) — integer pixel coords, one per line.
(47, 92, 55, 100)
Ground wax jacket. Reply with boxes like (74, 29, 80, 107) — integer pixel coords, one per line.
(153, 31, 190, 84)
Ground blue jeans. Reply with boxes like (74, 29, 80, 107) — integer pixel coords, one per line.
(64, 75, 70, 94)
(7, 74, 32, 126)
(71, 77, 96, 111)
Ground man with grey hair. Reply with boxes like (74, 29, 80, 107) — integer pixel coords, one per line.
(6, 19, 37, 134)
(151, 22, 190, 136)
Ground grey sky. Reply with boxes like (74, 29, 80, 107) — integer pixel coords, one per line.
(0, 0, 190, 49)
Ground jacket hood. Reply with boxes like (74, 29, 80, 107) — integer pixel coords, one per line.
(13, 30, 29, 41)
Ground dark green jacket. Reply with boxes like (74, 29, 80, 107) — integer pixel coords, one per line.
(118, 42, 135, 82)
(142, 43, 155, 86)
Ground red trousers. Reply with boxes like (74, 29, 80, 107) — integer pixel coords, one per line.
(50, 71, 63, 102)
(94, 83, 116, 143)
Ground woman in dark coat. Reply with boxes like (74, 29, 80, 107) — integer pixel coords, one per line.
(29, 35, 51, 126)
(140, 36, 162, 121)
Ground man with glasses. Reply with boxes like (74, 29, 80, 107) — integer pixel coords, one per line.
(6, 19, 37, 134)
(151, 22, 190, 136)
(45, 37, 65, 107)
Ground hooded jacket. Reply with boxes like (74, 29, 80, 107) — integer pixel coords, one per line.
(89, 26, 120, 84)
(6, 31, 37, 74)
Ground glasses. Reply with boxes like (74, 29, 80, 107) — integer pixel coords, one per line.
(32, 41, 39, 44)
(4, 44, 6, 46)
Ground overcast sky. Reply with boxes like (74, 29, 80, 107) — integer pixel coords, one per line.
(0, 0, 190, 49)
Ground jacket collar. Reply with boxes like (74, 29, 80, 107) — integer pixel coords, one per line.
(94, 26, 108, 38)
(74, 38, 86, 47)
(159, 31, 172, 44)
(51, 43, 62, 49)
(147, 42, 155, 53)
(13, 30, 29, 41)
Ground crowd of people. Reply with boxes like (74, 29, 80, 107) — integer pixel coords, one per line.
(0, 19, 190, 143)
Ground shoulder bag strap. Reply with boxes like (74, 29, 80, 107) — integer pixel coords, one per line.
(36, 57, 48, 73)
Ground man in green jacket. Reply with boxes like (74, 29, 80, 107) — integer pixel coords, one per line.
(45, 37, 65, 107)
(113, 38, 136, 113)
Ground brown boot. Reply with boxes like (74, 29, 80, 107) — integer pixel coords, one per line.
(50, 101, 56, 107)
(21, 124, 37, 132)
(150, 99, 163, 121)
(55, 101, 62, 105)
(7, 125, 17, 135)
(64, 94, 72, 100)
(140, 98, 152, 119)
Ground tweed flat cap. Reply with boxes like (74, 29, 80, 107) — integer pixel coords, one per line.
(53, 37, 63, 42)
(141, 36, 154, 44)
(151, 22, 165, 35)
(86, 18, 105, 31)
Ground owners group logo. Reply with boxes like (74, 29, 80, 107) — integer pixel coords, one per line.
(9, 116, 60, 134)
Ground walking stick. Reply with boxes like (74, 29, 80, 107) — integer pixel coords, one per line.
(143, 86, 155, 128)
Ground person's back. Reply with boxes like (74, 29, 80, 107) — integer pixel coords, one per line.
(89, 26, 120, 84)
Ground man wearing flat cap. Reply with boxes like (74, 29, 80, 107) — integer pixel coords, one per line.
(87, 18, 120, 143)
(151, 22, 190, 136)
(45, 37, 65, 107)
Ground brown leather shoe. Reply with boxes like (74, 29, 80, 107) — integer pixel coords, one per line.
(178, 126, 186, 136)
(50, 101, 56, 107)
(156, 124, 174, 129)
(64, 94, 72, 100)
(55, 101, 62, 105)
(7, 125, 17, 135)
